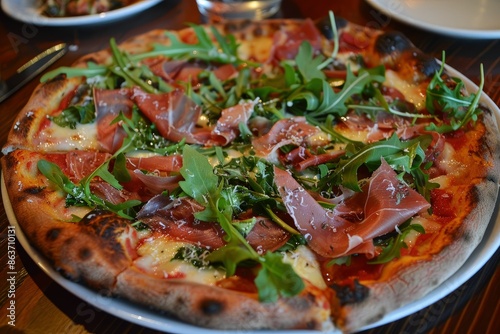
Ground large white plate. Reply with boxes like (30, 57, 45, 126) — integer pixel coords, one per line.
(2, 64, 500, 333)
(1, 0, 163, 27)
(366, 0, 500, 39)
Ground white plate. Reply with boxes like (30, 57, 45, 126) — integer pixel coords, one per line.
(2, 64, 500, 333)
(1, 0, 163, 27)
(366, 0, 500, 39)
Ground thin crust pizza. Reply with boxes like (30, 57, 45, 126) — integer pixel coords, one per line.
(2, 16, 499, 332)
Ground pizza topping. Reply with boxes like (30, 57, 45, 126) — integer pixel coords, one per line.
(252, 117, 328, 160)
(270, 19, 323, 61)
(274, 159, 430, 258)
(133, 88, 205, 144)
(138, 196, 226, 249)
(95, 88, 134, 153)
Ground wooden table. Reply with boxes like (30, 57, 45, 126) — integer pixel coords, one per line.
(0, 0, 498, 333)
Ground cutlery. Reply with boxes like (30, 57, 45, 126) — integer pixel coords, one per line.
(0, 43, 67, 103)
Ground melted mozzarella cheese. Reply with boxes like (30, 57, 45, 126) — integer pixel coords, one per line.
(40, 123, 98, 151)
(135, 238, 225, 285)
(385, 70, 426, 109)
(437, 142, 464, 175)
(282, 245, 327, 289)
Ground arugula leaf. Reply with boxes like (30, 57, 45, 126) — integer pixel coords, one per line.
(50, 103, 96, 129)
(426, 58, 475, 114)
(369, 223, 425, 264)
(133, 25, 241, 65)
(425, 55, 484, 133)
(296, 42, 326, 82)
(40, 62, 107, 83)
(115, 108, 184, 155)
(308, 66, 385, 118)
(179, 145, 220, 221)
(112, 153, 131, 183)
(348, 88, 435, 120)
(328, 134, 429, 192)
(255, 252, 305, 302)
(37, 160, 90, 207)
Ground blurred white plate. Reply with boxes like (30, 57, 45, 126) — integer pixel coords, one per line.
(1, 0, 163, 26)
(2, 64, 500, 333)
(367, 0, 500, 39)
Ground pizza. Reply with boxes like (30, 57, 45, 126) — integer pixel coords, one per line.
(2, 15, 499, 332)
(39, 0, 140, 17)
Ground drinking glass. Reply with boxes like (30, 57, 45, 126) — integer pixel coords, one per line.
(196, 0, 282, 21)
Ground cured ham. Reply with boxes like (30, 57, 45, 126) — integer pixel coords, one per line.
(273, 160, 430, 258)
(148, 59, 237, 85)
(126, 155, 183, 173)
(284, 146, 345, 170)
(137, 195, 291, 252)
(252, 117, 328, 161)
(270, 19, 323, 61)
(133, 87, 205, 144)
(212, 100, 256, 145)
(45, 151, 111, 182)
(94, 88, 134, 153)
(138, 196, 226, 249)
(133, 87, 254, 146)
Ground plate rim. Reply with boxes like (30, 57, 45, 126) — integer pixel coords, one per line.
(366, 0, 500, 39)
(1, 0, 164, 27)
(1, 63, 500, 333)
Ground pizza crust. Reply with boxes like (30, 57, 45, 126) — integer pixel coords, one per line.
(115, 268, 334, 331)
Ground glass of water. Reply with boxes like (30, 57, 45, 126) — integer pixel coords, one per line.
(196, 0, 282, 21)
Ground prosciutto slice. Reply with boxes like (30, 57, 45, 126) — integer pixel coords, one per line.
(138, 196, 226, 249)
(148, 59, 237, 85)
(252, 117, 327, 161)
(284, 146, 345, 171)
(211, 100, 256, 145)
(133, 87, 205, 144)
(94, 88, 134, 153)
(133, 87, 254, 146)
(45, 151, 111, 182)
(273, 160, 430, 258)
(270, 18, 323, 61)
(138, 195, 291, 252)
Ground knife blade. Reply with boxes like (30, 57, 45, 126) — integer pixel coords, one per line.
(0, 43, 67, 103)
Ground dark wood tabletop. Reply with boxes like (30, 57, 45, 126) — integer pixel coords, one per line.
(0, 0, 499, 333)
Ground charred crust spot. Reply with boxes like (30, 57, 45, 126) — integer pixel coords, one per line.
(253, 26, 264, 37)
(78, 247, 93, 260)
(79, 210, 130, 255)
(24, 186, 45, 194)
(462, 232, 471, 243)
(45, 73, 67, 83)
(487, 174, 498, 183)
(431, 279, 439, 287)
(14, 112, 36, 137)
(199, 299, 225, 315)
(367, 309, 386, 323)
(175, 296, 187, 308)
(331, 279, 370, 306)
(46, 228, 61, 241)
(306, 320, 317, 329)
(418, 56, 441, 78)
(375, 32, 411, 55)
(3, 154, 17, 170)
(316, 16, 347, 39)
(64, 236, 75, 246)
